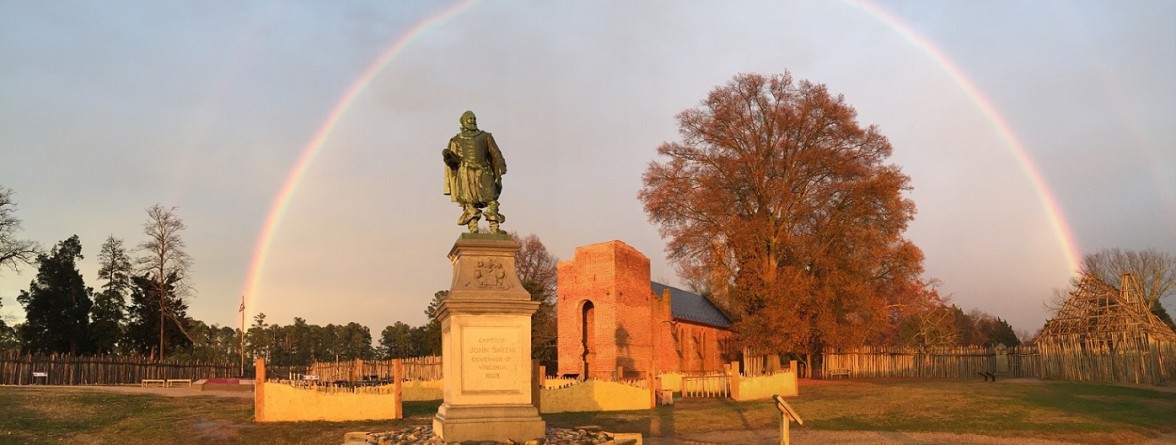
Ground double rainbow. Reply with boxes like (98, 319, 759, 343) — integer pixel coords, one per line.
(238, 0, 1081, 320)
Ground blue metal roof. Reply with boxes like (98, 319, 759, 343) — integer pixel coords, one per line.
(650, 282, 732, 329)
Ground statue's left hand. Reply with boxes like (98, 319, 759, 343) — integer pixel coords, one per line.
(443, 149, 461, 168)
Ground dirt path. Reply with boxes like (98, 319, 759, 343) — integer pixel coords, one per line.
(11, 383, 253, 399)
(643, 429, 1083, 444)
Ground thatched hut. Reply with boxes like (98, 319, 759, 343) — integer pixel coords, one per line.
(1036, 273, 1176, 385)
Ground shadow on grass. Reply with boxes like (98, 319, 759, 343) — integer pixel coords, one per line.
(1017, 381, 1176, 430)
(541, 397, 781, 439)
(403, 400, 443, 419)
(796, 378, 1176, 440)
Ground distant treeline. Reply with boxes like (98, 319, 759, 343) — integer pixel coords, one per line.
(0, 218, 558, 372)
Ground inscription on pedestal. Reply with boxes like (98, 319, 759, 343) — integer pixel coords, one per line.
(462, 326, 520, 393)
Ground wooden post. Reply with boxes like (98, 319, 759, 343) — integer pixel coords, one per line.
(773, 394, 802, 445)
(727, 362, 740, 401)
(781, 414, 789, 445)
(532, 359, 542, 411)
(648, 370, 656, 408)
(353, 357, 362, 384)
(254, 358, 266, 422)
(393, 358, 404, 419)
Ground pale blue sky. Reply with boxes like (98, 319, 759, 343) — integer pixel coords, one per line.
(1, 0, 1173, 335)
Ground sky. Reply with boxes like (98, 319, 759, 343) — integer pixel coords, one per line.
(1, 0, 1173, 337)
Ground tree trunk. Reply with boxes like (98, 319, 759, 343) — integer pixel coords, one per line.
(159, 303, 165, 358)
(805, 351, 812, 379)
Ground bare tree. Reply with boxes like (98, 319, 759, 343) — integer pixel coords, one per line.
(511, 232, 559, 369)
(1080, 248, 1175, 307)
(136, 204, 193, 356)
(513, 233, 557, 302)
(892, 280, 957, 350)
(0, 186, 40, 272)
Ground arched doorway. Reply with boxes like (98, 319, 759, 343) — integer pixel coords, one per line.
(581, 300, 595, 379)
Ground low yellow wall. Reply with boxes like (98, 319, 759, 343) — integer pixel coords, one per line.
(736, 371, 797, 401)
(540, 380, 651, 413)
(402, 379, 443, 401)
(658, 373, 683, 392)
(257, 383, 401, 422)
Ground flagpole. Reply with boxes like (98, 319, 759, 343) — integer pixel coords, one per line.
(239, 295, 246, 378)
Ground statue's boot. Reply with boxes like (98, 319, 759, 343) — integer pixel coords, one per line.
(457, 205, 481, 226)
(484, 201, 505, 234)
(467, 217, 480, 233)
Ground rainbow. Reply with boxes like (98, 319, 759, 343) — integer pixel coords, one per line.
(239, 0, 1084, 321)
(849, 0, 1083, 274)
(239, 0, 479, 321)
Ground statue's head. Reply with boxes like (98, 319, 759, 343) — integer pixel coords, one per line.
(460, 110, 477, 132)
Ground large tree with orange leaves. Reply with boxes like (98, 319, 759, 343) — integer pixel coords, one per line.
(640, 73, 925, 362)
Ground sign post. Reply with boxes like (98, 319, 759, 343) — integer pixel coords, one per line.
(772, 394, 803, 445)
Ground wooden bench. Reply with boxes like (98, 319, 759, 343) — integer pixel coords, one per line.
(141, 379, 166, 387)
(32, 372, 48, 384)
(827, 368, 851, 379)
(166, 379, 192, 388)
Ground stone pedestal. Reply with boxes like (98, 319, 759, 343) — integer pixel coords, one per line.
(433, 234, 545, 443)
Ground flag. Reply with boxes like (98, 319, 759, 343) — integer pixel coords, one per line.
(239, 296, 245, 313)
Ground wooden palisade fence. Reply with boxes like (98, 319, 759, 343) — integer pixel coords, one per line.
(0, 351, 235, 385)
(821, 345, 1040, 379)
(822, 341, 1173, 385)
(823, 275, 1176, 385)
(1036, 336, 1176, 385)
(303, 355, 442, 384)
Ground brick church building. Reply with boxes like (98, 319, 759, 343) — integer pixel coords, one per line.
(556, 240, 736, 380)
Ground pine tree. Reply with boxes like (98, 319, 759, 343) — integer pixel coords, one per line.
(245, 312, 271, 361)
(418, 290, 448, 356)
(17, 235, 93, 354)
(379, 321, 414, 359)
(91, 235, 132, 353)
(124, 272, 191, 357)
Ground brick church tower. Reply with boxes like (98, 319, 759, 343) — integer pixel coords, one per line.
(556, 240, 733, 380)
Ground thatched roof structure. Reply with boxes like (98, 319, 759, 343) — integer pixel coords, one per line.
(1038, 272, 1176, 347)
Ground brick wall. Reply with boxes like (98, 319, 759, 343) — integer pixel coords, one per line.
(557, 240, 735, 378)
(557, 241, 650, 379)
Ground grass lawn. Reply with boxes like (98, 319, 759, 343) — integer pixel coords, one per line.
(1, 379, 1174, 444)
(0, 388, 440, 445)
(544, 379, 1176, 444)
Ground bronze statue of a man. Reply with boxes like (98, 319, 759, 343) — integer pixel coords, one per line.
(443, 110, 506, 233)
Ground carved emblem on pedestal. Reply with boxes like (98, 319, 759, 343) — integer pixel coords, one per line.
(467, 258, 513, 290)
